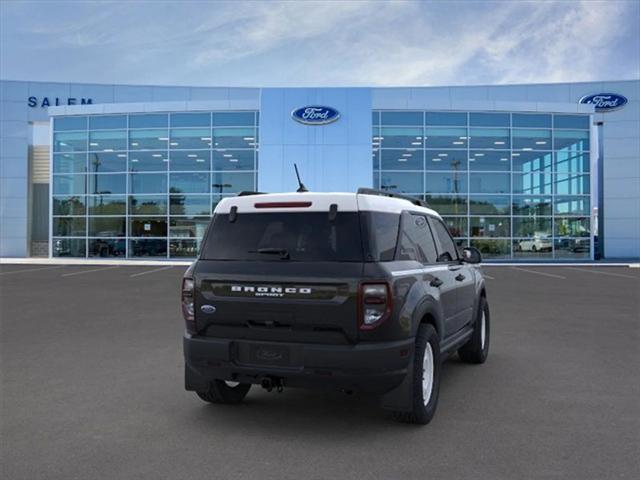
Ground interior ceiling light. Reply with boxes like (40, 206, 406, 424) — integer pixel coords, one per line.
(170, 142, 178, 146)
(117, 154, 126, 158)
(188, 154, 197, 158)
(201, 137, 212, 141)
(131, 142, 138, 146)
(452, 141, 464, 145)
(411, 141, 421, 145)
(535, 141, 547, 144)
(402, 153, 412, 157)
(474, 153, 485, 157)
(512, 153, 520, 156)
(130, 159, 139, 163)
(398, 158, 408, 162)
(89, 142, 98, 146)
(229, 159, 238, 163)
(196, 159, 205, 163)
(500, 158, 509, 161)
(103, 149, 113, 152)
(223, 154, 233, 157)
(243, 137, 254, 141)
(152, 154, 162, 158)
(431, 158, 441, 162)
(438, 153, 448, 157)
(522, 147, 533, 151)
(158, 137, 169, 141)
(494, 141, 505, 145)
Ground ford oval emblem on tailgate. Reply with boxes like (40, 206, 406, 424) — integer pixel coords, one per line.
(200, 305, 216, 314)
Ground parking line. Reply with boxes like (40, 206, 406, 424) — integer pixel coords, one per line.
(0, 265, 66, 276)
(61, 266, 119, 277)
(511, 266, 566, 279)
(563, 267, 638, 279)
(129, 266, 174, 277)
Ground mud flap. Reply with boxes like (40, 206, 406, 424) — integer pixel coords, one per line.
(184, 363, 210, 391)
(379, 352, 415, 412)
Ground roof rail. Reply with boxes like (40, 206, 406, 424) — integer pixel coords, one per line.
(357, 188, 429, 208)
(237, 191, 267, 197)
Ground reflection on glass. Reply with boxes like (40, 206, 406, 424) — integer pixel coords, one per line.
(513, 217, 552, 237)
(170, 239, 201, 257)
(424, 127, 466, 148)
(468, 151, 510, 171)
(130, 217, 168, 237)
(211, 172, 254, 194)
(53, 175, 86, 195)
(212, 112, 255, 126)
(89, 115, 126, 130)
(381, 111, 423, 125)
(425, 172, 467, 194)
(470, 217, 509, 237)
(512, 151, 552, 172)
(555, 238, 590, 258)
(129, 151, 168, 172)
(171, 195, 210, 215)
(469, 128, 510, 149)
(89, 152, 126, 173)
(54, 117, 86, 131)
(470, 112, 509, 127)
(52, 238, 86, 257)
(129, 129, 169, 150)
(89, 130, 126, 151)
(169, 217, 210, 238)
(555, 196, 590, 215)
(555, 217, 590, 237)
(470, 173, 510, 193)
(89, 239, 126, 257)
(381, 172, 423, 193)
(53, 153, 86, 174)
(53, 196, 86, 216)
(470, 239, 510, 259)
(54, 132, 87, 152)
(170, 113, 210, 127)
(512, 196, 552, 216)
(442, 217, 468, 237)
(425, 195, 467, 215)
(512, 129, 551, 150)
(426, 112, 467, 126)
(469, 195, 510, 215)
(554, 130, 589, 151)
(129, 195, 167, 215)
(170, 128, 211, 149)
(380, 127, 423, 148)
(88, 195, 126, 215)
(89, 217, 126, 237)
(381, 149, 423, 170)
(212, 150, 254, 171)
(88, 174, 126, 195)
(554, 115, 589, 129)
(130, 173, 167, 194)
(213, 127, 256, 148)
(512, 114, 551, 128)
(425, 150, 466, 171)
(170, 150, 210, 171)
(53, 217, 85, 236)
(129, 114, 167, 128)
(129, 239, 167, 257)
(555, 152, 589, 173)
(170, 172, 210, 194)
(513, 238, 552, 256)
(555, 174, 590, 195)
(512, 172, 553, 194)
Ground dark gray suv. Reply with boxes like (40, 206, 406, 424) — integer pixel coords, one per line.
(182, 189, 490, 424)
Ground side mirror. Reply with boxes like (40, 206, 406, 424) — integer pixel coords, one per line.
(461, 247, 482, 264)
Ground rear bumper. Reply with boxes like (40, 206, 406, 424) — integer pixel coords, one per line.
(184, 334, 414, 394)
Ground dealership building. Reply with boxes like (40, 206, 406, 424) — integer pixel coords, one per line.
(0, 79, 638, 261)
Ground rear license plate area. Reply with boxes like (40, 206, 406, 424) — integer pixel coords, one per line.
(236, 343, 291, 367)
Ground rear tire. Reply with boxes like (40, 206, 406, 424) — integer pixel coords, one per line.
(392, 324, 441, 425)
(458, 296, 490, 364)
(196, 380, 251, 404)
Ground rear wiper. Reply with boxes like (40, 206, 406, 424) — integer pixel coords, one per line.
(250, 247, 290, 260)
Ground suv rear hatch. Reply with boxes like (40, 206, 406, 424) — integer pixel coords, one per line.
(194, 209, 364, 344)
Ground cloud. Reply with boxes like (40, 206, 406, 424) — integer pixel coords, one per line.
(1, 0, 638, 86)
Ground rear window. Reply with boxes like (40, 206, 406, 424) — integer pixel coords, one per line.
(201, 212, 363, 262)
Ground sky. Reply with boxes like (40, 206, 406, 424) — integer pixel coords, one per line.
(1, 0, 639, 87)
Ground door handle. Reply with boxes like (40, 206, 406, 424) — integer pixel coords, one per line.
(455, 274, 466, 282)
(430, 277, 443, 287)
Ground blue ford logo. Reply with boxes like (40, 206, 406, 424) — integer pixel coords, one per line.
(200, 305, 216, 314)
(291, 106, 340, 125)
(579, 93, 628, 112)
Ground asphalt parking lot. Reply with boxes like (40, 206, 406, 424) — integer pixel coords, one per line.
(1, 264, 639, 479)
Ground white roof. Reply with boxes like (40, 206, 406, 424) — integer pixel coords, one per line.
(214, 192, 440, 217)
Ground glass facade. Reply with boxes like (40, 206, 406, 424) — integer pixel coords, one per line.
(373, 111, 592, 259)
(52, 111, 258, 258)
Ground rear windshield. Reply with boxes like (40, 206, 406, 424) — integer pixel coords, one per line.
(201, 212, 364, 262)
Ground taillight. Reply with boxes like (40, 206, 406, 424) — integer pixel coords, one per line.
(358, 282, 392, 330)
(181, 277, 196, 334)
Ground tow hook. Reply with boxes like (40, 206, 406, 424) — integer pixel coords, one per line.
(260, 377, 284, 393)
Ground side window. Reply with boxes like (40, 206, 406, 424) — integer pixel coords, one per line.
(396, 213, 437, 263)
(362, 212, 400, 261)
(431, 218, 459, 263)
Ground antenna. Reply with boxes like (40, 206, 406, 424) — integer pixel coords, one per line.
(294, 163, 308, 192)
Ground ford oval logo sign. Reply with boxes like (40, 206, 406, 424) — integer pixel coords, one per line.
(291, 106, 340, 125)
(579, 93, 628, 112)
